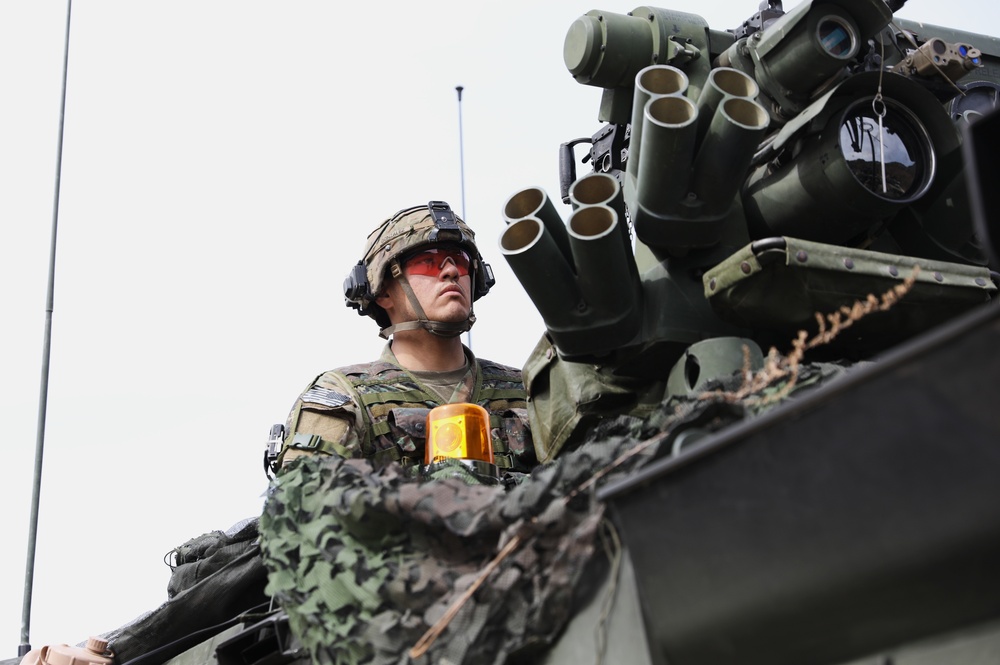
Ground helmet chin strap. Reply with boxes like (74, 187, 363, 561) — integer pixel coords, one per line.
(378, 270, 476, 340)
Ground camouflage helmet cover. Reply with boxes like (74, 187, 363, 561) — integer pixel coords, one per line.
(345, 202, 493, 326)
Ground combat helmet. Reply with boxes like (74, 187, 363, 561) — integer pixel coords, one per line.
(344, 201, 495, 338)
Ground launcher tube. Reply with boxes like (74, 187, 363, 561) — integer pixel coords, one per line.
(568, 204, 637, 317)
(636, 95, 699, 219)
(569, 172, 632, 260)
(499, 217, 581, 328)
(695, 67, 760, 145)
(691, 97, 770, 217)
(502, 187, 572, 266)
(627, 65, 689, 186)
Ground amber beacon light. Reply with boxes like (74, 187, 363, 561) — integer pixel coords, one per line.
(424, 403, 499, 483)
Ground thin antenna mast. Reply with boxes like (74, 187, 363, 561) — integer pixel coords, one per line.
(20, 0, 74, 656)
(456, 85, 471, 350)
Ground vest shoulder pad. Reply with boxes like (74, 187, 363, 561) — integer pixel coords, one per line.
(477, 358, 524, 383)
(335, 360, 401, 383)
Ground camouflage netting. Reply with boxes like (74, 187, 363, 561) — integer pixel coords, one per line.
(256, 369, 824, 665)
(261, 454, 603, 665)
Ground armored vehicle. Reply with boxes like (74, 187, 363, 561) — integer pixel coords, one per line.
(10, 1, 999, 664)
(497, 2, 1000, 662)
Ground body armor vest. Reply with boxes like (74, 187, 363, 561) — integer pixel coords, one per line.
(335, 355, 535, 472)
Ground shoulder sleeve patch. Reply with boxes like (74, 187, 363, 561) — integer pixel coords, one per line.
(301, 386, 351, 409)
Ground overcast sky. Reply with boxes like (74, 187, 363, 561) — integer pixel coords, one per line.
(1, 0, 995, 655)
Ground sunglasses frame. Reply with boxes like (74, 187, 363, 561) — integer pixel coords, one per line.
(401, 247, 473, 278)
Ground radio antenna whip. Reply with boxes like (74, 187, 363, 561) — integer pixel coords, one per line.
(20, 0, 74, 657)
(456, 85, 472, 350)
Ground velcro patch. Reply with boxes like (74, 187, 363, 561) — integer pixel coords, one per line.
(301, 386, 350, 409)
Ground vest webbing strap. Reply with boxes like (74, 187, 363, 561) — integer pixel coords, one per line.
(371, 420, 392, 438)
(332, 348, 529, 467)
(477, 388, 530, 401)
(358, 389, 432, 405)
(371, 446, 402, 466)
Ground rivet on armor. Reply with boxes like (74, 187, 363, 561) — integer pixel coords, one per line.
(976, 277, 987, 287)
(889, 266, 899, 277)
(740, 261, 752, 275)
(934, 271, 944, 282)
(709, 278, 717, 291)
(796, 251, 808, 263)
(844, 258, 854, 269)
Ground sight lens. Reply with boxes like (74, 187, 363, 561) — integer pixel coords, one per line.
(817, 17, 856, 58)
(838, 99, 933, 201)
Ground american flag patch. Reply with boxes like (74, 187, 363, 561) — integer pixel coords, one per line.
(301, 386, 350, 408)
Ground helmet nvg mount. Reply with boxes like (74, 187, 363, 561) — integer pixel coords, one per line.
(343, 201, 495, 338)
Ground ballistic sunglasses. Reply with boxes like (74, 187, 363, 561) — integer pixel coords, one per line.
(402, 247, 472, 277)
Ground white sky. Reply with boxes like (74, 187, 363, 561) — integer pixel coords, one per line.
(1, 0, 995, 655)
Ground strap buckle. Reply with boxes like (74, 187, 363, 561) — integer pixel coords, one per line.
(264, 423, 286, 478)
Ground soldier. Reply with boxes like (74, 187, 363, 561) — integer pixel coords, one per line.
(274, 201, 536, 477)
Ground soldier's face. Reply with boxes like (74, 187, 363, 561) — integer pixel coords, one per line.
(379, 251, 472, 325)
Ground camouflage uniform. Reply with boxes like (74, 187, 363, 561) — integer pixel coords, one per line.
(278, 343, 536, 473)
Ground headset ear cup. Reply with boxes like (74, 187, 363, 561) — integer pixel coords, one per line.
(475, 260, 496, 300)
(344, 261, 371, 312)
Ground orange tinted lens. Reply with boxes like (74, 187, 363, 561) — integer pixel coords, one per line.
(404, 248, 471, 277)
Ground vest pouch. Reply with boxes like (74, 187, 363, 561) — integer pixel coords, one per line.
(491, 408, 534, 470)
(383, 407, 432, 465)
